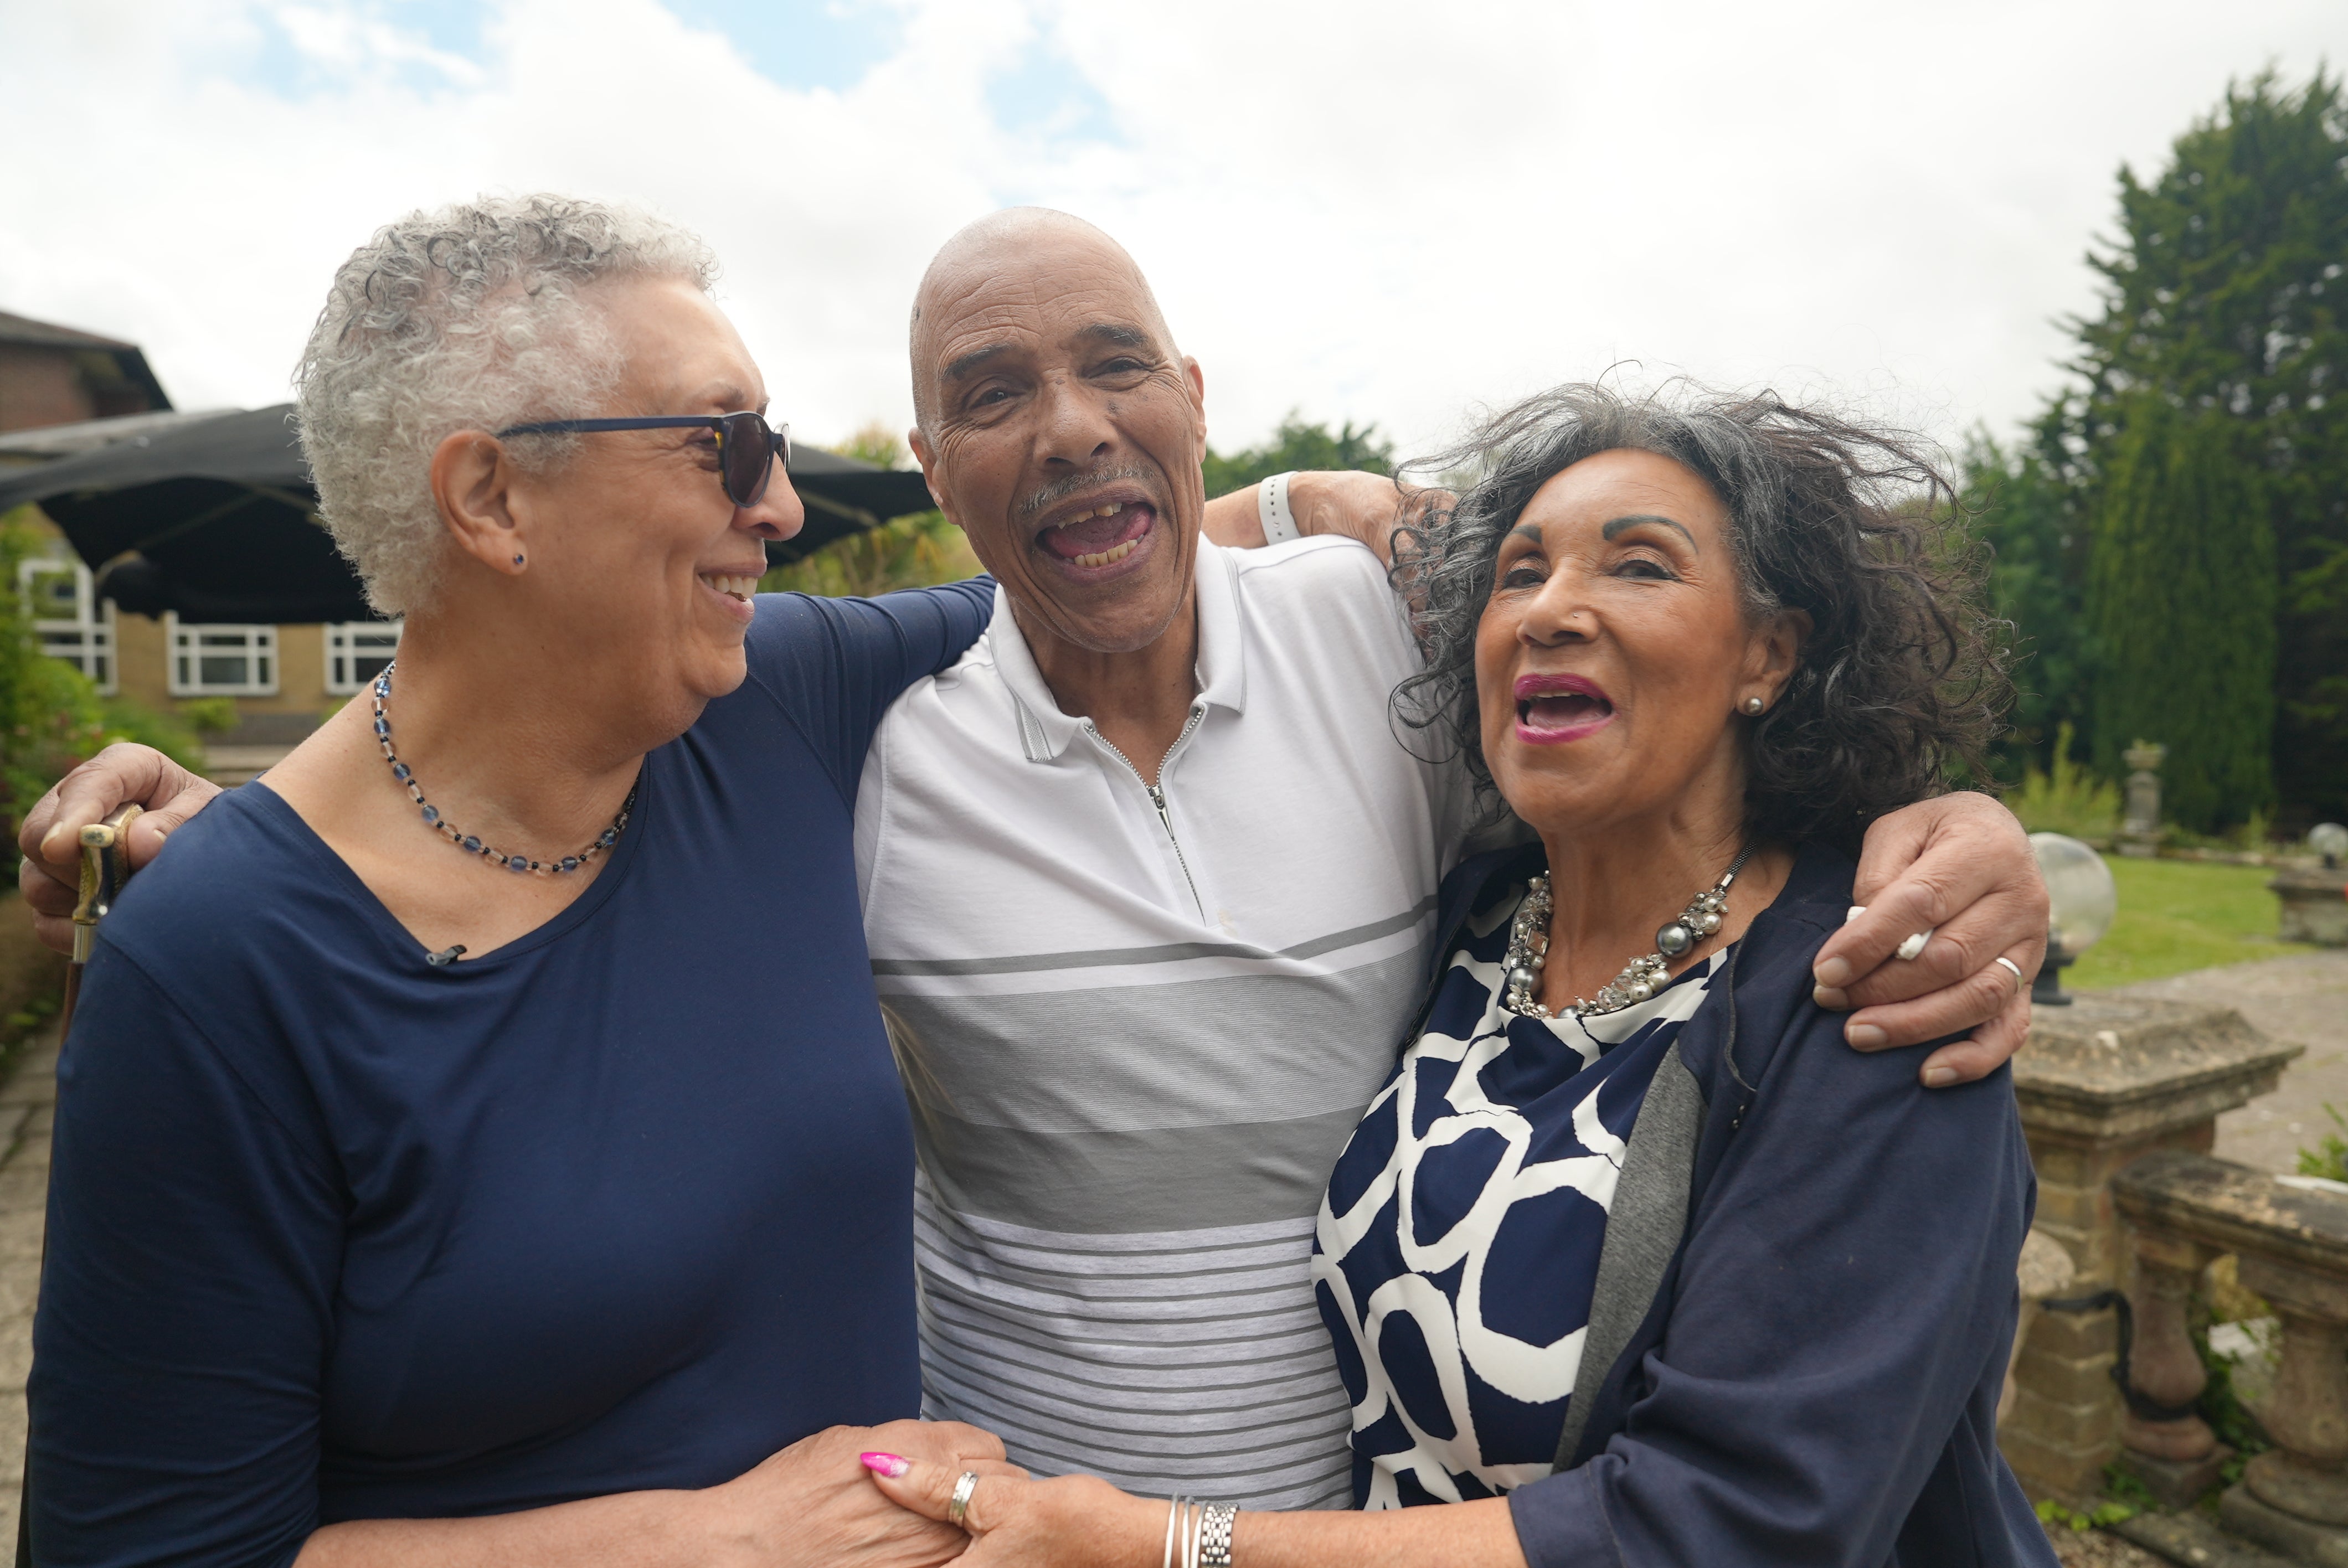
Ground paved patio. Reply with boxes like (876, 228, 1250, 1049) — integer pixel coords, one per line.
(0, 1030, 56, 1545)
(2112, 949, 2348, 1175)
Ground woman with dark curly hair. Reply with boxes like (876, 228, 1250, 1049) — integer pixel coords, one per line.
(861, 383, 2056, 1567)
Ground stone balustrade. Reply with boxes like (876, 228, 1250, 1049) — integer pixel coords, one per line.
(2272, 864, 2348, 948)
(2003, 995, 2301, 1499)
(2112, 1151, 2348, 1563)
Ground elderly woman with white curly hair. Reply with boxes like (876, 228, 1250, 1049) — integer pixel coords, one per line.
(24, 196, 1016, 1566)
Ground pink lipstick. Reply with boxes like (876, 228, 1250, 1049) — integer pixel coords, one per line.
(1513, 672, 1615, 745)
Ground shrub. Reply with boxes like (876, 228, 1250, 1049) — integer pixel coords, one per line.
(2009, 723, 2122, 844)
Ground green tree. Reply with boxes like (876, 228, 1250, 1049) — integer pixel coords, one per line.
(1202, 412, 1394, 499)
(0, 512, 207, 870)
(2056, 68, 2348, 824)
(1961, 420, 2094, 777)
(2086, 398, 2276, 833)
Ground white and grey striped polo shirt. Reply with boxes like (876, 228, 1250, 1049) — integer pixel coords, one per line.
(854, 538, 1482, 1509)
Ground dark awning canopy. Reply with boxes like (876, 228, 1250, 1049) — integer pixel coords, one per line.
(0, 405, 934, 624)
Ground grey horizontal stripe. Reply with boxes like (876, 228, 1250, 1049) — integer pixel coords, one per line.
(889, 952, 1419, 1141)
(925, 1367, 1350, 1470)
(915, 1103, 1372, 1232)
(923, 1285, 1326, 1352)
(911, 1188, 1317, 1258)
(915, 1228, 1314, 1277)
(872, 896, 1435, 977)
(922, 1349, 1346, 1410)
(921, 1350, 1350, 1445)
(917, 1271, 1325, 1335)
(917, 1247, 1312, 1311)
(921, 1313, 1338, 1389)
(918, 1235, 1307, 1286)
(909, 1225, 1315, 1262)
(921, 1294, 1331, 1362)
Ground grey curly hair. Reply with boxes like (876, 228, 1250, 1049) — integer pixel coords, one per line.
(294, 194, 718, 615)
(1389, 382, 2008, 854)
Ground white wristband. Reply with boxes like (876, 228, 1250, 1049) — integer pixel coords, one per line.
(1258, 471, 1299, 545)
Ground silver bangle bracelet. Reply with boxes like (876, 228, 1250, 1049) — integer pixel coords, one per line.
(1162, 1495, 1188, 1568)
(1199, 1501, 1237, 1567)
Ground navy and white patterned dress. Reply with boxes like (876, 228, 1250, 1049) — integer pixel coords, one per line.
(1311, 881, 1723, 1509)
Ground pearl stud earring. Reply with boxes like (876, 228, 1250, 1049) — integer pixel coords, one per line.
(1742, 696, 1765, 715)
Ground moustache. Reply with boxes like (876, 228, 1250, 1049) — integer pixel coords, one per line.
(1016, 466, 1159, 519)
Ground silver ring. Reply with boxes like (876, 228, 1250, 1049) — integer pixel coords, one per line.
(1994, 955, 2025, 990)
(948, 1469, 980, 1531)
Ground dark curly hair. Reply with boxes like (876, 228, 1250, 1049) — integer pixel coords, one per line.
(1388, 382, 2009, 855)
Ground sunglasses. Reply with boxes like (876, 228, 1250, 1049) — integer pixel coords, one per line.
(496, 412, 792, 509)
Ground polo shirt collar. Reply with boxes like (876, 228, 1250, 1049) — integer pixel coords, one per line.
(990, 541, 1250, 764)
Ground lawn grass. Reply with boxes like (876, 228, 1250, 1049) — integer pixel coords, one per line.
(2064, 855, 2315, 990)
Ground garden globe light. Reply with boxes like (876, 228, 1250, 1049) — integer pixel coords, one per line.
(2312, 823, 2348, 870)
(2030, 832, 2119, 1006)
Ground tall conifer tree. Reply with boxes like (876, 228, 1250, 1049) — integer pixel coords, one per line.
(2049, 70, 2348, 824)
(2087, 398, 2275, 832)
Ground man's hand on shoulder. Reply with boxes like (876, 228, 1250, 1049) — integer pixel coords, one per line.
(1198, 471, 1448, 564)
(19, 743, 220, 955)
(1813, 792, 2048, 1089)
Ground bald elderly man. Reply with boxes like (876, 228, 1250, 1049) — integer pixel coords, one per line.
(23, 209, 2046, 1514)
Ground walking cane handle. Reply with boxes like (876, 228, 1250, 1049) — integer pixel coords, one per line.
(69, 804, 145, 964)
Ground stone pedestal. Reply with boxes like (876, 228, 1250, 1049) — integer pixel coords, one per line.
(2121, 741, 2169, 859)
(2272, 865, 2348, 948)
(2005, 997, 2301, 1499)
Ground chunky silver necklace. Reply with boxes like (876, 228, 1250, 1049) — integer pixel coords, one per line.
(1502, 845, 1755, 1019)
(371, 662, 635, 878)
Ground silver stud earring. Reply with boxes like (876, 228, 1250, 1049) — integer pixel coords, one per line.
(1742, 696, 1765, 715)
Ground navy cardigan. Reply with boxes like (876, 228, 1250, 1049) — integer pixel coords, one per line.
(1402, 840, 2054, 1568)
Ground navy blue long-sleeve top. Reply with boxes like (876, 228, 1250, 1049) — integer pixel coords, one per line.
(30, 582, 994, 1567)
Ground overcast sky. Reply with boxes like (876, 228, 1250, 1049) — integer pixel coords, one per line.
(3, 0, 2342, 464)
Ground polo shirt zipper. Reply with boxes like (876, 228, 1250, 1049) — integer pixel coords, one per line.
(1084, 706, 1208, 921)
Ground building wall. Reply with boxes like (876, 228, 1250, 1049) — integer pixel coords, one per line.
(0, 345, 93, 433)
(116, 613, 344, 715)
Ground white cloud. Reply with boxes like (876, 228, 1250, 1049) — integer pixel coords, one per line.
(2, 0, 2341, 462)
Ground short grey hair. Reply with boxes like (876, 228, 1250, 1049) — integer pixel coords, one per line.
(294, 194, 718, 615)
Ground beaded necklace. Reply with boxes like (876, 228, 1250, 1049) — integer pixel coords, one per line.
(1501, 844, 1754, 1019)
(370, 662, 636, 877)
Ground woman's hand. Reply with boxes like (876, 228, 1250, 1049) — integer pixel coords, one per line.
(700, 1421, 1025, 1567)
(858, 1451, 1162, 1568)
(300, 1422, 1021, 1568)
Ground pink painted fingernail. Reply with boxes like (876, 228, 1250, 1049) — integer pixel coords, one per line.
(860, 1452, 910, 1478)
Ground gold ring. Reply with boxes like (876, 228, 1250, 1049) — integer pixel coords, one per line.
(1994, 956, 2025, 991)
(948, 1469, 980, 1530)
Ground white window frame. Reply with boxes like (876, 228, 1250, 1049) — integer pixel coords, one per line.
(324, 620, 403, 695)
(166, 612, 278, 697)
(19, 556, 116, 695)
